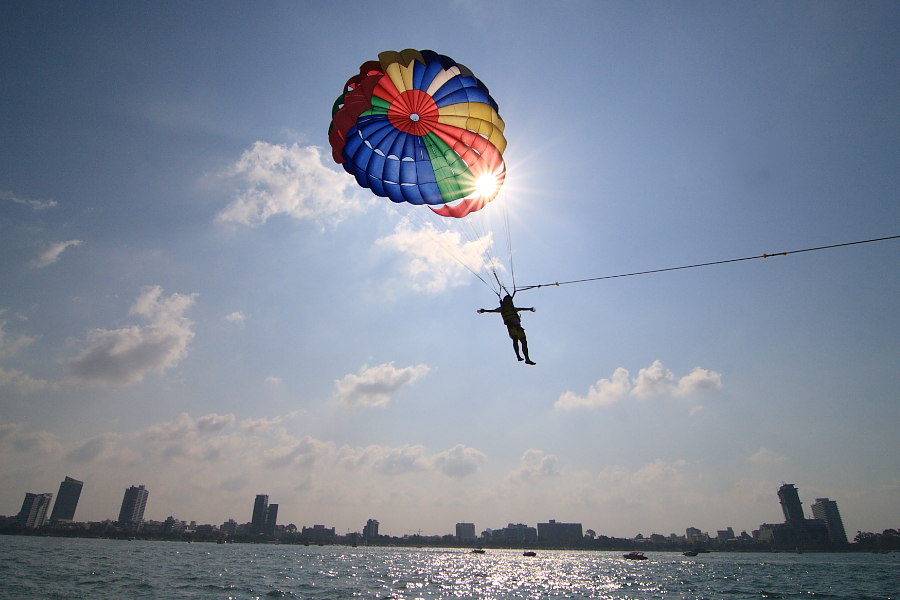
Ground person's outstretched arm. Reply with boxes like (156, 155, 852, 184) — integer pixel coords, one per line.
(477, 307, 501, 314)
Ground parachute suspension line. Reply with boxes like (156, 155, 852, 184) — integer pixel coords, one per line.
(499, 193, 516, 295)
(516, 234, 900, 292)
(390, 204, 499, 295)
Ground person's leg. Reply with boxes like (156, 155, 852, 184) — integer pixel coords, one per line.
(512, 339, 523, 361)
(521, 338, 535, 365)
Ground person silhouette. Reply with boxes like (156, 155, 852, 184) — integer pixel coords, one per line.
(478, 294, 536, 364)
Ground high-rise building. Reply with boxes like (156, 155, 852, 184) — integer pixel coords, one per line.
(777, 483, 804, 524)
(811, 498, 848, 545)
(17, 492, 53, 528)
(537, 520, 583, 543)
(455, 522, 475, 543)
(265, 504, 278, 536)
(250, 494, 269, 536)
(49, 476, 83, 523)
(364, 519, 380, 541)
(117, 485, 149, 525)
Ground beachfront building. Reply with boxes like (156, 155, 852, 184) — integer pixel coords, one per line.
(18, 492, 53, 528)
(455, 522, 476, 543)
(49, 476, 83, 523)
(117, 485, 149, 527)
(811, 498, 848, 545)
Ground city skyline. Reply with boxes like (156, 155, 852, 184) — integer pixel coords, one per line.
(1, 2, 898, 540)
(7, 480, 862, 543)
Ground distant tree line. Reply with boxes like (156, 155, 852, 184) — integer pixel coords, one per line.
(853, 529, 900, 552)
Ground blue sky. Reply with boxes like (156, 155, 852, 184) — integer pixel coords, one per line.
(2, 1, 898, 539)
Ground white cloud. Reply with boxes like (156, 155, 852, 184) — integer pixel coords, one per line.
(0, 312, 35, 358)
(674, 367, 723, 396)
(372, 444, 430, 476)
(505, 449, 561, 484)
(630, 360, 675, 398)
(32, 239, 82, 268)
(631, 459, 680, 484)
(265, 376, 281, 385)
(141, 412, 235, 443)
(1, 190, 57, 210)
(749, 448, 787, 464)
(556, 361, 723, 410)
(333, 362, 430, 407)
(11, 430, 62, 456)
(555, 367, 630, 410)
(262, 435, 334, 469)
(376, 222, 494, 294)
(225, 311, 247, 325)
(67, 433, 120, 463)
(0, 366, 50, 394)
(67, 286, 197, 385)
(240, 415, 284, 436)
(431, 444, 487, 478)
(216, 142, 365, 226)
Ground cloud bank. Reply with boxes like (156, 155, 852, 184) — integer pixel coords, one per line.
(555, 360, 722, 410)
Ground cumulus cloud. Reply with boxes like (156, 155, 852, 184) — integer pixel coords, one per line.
(262, 435, 334, 469)
(630, 360, 676, 398)
(333, 362, 430, 407)
(674, 367, 723, 396)
(67, 286, 197, 385)
(555, 361, 723, 410)
(372, 444, 430, 476)
(32, 239, 82, 267)
(376, 222, 494, 294)
(335, 443, 485, 479)
(1, 190, 57, 210)
(67, 433, 119, 463)
(506, 449, 561, 484)
(216, 142, 365, 226)
(554, 367, 630, 410)
(431, 444, 487, 478)
(142, 412, 235, 443)
(240, 415, 284, 436)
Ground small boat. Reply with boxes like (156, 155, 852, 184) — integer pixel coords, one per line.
(682, 550, 698, 557)
(470, 548, 486, 554)
(623, 551, 647, 560)
(523, 551, 536, 557)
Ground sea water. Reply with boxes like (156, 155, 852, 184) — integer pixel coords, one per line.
(0, 536, 896, 599)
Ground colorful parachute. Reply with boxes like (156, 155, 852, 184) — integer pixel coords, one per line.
(328, 49, 507, 218)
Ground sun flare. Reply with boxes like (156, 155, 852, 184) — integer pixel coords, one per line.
(474, 173, 499, 197)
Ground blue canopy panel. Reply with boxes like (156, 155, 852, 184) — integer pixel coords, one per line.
(431, 77, 493, 107)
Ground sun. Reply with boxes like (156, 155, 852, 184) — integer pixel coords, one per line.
(474, 173, 499, 198)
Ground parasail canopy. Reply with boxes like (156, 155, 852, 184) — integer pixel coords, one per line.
(329, 49, 507, 219)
